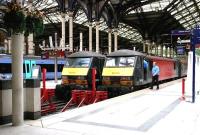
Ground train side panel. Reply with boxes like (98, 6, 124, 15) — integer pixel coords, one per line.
(149, 57, 178, 81)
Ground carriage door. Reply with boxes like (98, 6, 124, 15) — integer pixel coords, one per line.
(143, 58, 150, 82)
(135, 56, 144, 85)
(148, 60, 153, 82)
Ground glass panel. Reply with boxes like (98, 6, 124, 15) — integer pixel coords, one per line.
(66, 58, 92, 68)
(105, 57, 135, 67)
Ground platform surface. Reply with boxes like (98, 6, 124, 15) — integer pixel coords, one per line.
(1, 78, 200, 135)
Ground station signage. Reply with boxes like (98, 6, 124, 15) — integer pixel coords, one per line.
(191, 27, 200, 45)
(176, 46, 185, 55)
(171, 30, 191, 35)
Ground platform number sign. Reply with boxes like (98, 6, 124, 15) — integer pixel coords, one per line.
(191, 25, 200, 45)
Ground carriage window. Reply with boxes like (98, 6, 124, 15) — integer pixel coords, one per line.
(58, 64, 64, 72)
(0, 63, 11, 73)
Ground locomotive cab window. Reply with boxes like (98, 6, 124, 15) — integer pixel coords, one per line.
(66, 57, 91, 68)
(105, 57, 135, 67)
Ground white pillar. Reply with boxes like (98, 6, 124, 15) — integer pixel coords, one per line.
(4, 39, 8, 53)
(27, 34, 34, 55)
(108, 29, 112, 54)
(54, 33, 58, 83)
(80, 32, 83, 51)
(95, 22, 100, 53)
(163, 46, 166, 57)
(8, 37, 12, 54)
(61, 13, 65, 48)
(12, 0, 24, 126)
(69, 12, 73, 52)
(167, 47, 170, 57)
(165, 46, 168, 57)
(114, 29, 118, 51)
(89, 22, 92, 51)
(12, 33, 24, 126)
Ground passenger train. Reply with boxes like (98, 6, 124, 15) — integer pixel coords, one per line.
(0, 54, 65, 80)
(99, 49, 187, 97)
(55, 50, 187, 100)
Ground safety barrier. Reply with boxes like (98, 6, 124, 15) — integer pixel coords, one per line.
(180, 78, 185, 100)
(61, 68, 108, 112)
(41, 68, 56, 114)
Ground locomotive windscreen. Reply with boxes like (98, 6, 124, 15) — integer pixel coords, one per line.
(105, 57, 135, 67)
(65, 57, 92, 68)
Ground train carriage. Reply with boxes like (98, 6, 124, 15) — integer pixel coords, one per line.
(0, 54, 65, 80)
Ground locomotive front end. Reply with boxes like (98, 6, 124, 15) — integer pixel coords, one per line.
(101, 56, 135, 97)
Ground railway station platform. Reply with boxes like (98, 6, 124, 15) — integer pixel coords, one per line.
(1, 78, 200, 135)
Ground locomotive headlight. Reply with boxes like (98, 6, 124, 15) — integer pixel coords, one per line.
(62, 76, 69, 84)
(75, 76, 87, 85)
(103, 76, 110, 81)
(120, 76, 132, 86)
(102, 76, 111, 85)
(77, 76, 86, 80)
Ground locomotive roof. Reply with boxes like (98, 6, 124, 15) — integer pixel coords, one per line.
(68, 51, 106, 58)
(108, 49, 146, 57)
(147, 55, 177, 62)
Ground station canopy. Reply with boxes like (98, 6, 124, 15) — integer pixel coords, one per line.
(0, 0, 200, 45)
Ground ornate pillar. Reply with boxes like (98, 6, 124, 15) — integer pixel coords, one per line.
(27, 34, 34, 55)
(61, 13, 66, 48)
(143, 41, 146, 53)
(27, 1, 34, 55)
(8, 37, 12, 54)
(4, 39, 8, 53)
(114, 29, 118, 51)
(68, 12, 73, 52)
(89, 22, 92, 51)
(167, 47, 170, 57)
(108, 28, 112, 54)
(80, 32, 83, 51)
(95, 22, 100, 53)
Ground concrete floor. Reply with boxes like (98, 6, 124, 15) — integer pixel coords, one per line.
(1, 78, 200, 135)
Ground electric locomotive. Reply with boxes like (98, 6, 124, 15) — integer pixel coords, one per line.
(55, 51, 106, 101)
